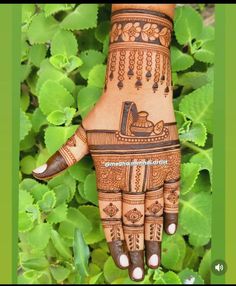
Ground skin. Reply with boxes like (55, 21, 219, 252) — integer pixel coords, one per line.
(32, 4, 180, 282)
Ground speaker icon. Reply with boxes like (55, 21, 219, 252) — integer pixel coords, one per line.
(215, 263, 224, 272)
(212, 260, 227, 275)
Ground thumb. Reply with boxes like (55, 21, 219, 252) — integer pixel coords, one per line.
(32, 125, 89, 180)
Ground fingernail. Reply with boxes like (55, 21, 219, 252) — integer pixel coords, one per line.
(132, 267, 143, 280)
(119, 254, 129, 267)
(168, 223, 176, 234)
(33, 164, 47, 174)
(149, 254, 159, 267)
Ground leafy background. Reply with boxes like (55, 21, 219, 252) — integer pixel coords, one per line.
(19, 4, 214, 284)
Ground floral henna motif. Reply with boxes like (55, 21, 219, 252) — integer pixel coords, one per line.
(124, 225, 144, 251)
(103, 203, 119, 217)
(106, 9, 172, 92)
(125, 208, 143, 223)
(147, 201, 163, 215)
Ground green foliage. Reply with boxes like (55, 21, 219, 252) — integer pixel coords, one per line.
(19, 4, 214, 284)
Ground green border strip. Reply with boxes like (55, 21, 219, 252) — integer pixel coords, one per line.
(211, 4, 225, 284)
(225, 4, 236, 284)
(12, 4, 21, 284)
(0, 5, 13, 283)
(0, 5, 20, 284)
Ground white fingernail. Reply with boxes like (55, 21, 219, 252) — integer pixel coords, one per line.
(149, 254, 159, 267)
(168, 223, 176, 234)
(119, 254, 129, 267)
(133, 267, 143, 280)
(33, 164, 47, 174)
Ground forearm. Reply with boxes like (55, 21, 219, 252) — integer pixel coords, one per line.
(104, 4, 175, 95)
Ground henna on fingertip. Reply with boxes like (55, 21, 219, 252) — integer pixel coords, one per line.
(32, 151, 68, 180)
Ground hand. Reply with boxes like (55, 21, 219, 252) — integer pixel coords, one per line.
(32, 5, 180, 282)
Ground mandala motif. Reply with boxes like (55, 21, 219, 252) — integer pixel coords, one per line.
(141, 23, 160, 41)
(125, 208, 143, 223)
(167, 191, 179, 204)
(103, 203, 119, 217)
(122, 22, 141, 41)
(147, 201, 162, 214)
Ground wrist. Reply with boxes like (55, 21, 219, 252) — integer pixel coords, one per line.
(104, 7, 174, 96)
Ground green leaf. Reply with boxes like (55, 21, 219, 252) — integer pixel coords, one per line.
(20, 131, 36, 151)
(95, 21, 111, 43)
(91, 248, 108, 269)
(20, 155, 36, 175)
(199, 250, 211, 284)
(182, 246, 199, 270)
(162, 233, 186, 271)
(27, 13, 59, 44)
(51, 29, 78, 57)
(73, 228, 90, 277)
(48, 171, 76, 202)
(22, 4, 35, 25)
(31, 108, 47, 132)
(39, 80, 74, 115)
(50, 265, 70, 282)
(22, 256, 49, 271)
(61, 4, 98, 31)
(27, 223, 52, 250)
(36, 59, 75, 94)
(174, 6, 203, 45)
(59, 207, 92, 239)
(178, 268, 204, 284)
(64, 107, 76, 126)
(190, 148, 213, 182)
(189, 233, 210, 247)
(19, 212, 34, 233)
(29, 44, 47, 67)
(153, 270, 181, 284)
(180, 122, 207, 147)
(83, 173, 98, 205)
(30, 183, 51, 202)
(68, 156, 93, 182)
(180, 192, 211, 237)
(44, 4, 75, 17)
(44, 125, 77, 154)
(20, 178, 39, 193)
(88, 64, 106, 88)
(53, 184, 70, 206)
(194, 39, 214, 64)
(181, 163, 201, 195)
(104, 256, 128, 283)
(21, 90, 30, 112)
(20, 109, 32, 141)
(79, 50, 105, 79)
(51, 229, 72, 259)
(179, 83, 213, 134)
(171, 46, 194, 72)
(47, 110, 66, 125)
(77, 86, 102, 118)
(177, 72, 210, 89)
(19, 190, 34, 212)
(38, 190, 56, 212)
(79, 205, 105, 244)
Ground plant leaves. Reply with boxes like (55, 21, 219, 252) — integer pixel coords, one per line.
(171, 46, 194, 72)
(73, 228, 90, 277)
(79, 50, 105, 79)
(39, 80, 74, 116)
(181, 163, 201, 195)
(178, 268, 204, 284)
(77, 86, 102, 118)
(27, 223, 52, 250)
(51, 29, 78, 57)
(180, 192, 211, 238)
(180, 122, 207, 147)
(174, 6, 203, 45)
(179, 83, 213, 134)
(44, 125, 77, 154)
(27, 13, 59, 44)
(20, 109, 32, 141)
(88, 64, 106, 88)
(61, 4, 98, 31)
(83, 173, 98, 206)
